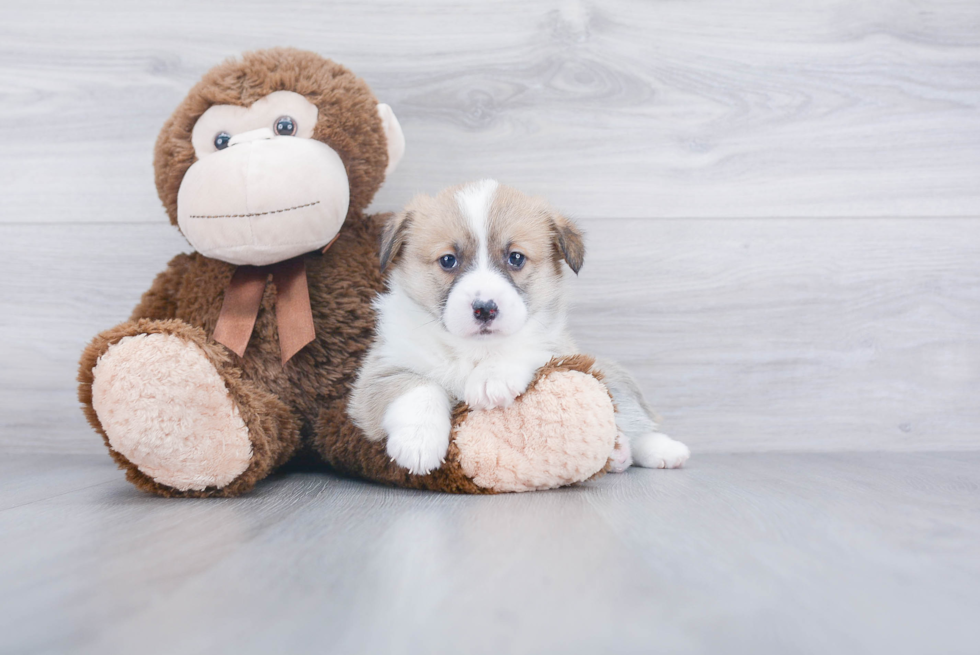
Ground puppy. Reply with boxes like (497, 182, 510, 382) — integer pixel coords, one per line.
(349, 180, 690, 475)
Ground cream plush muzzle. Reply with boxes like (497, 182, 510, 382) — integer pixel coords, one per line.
(177, 129, 350, 266)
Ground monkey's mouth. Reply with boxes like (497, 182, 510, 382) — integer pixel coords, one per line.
(187, 200, 321, 220)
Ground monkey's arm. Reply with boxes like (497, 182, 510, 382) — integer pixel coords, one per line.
(128, 253, 193, 321)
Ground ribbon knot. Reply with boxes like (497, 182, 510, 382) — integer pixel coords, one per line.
(212, 256, 315, 364)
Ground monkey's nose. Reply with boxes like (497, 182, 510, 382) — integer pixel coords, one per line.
(472, 299, 498, 324)
(228, 127, 275, 147)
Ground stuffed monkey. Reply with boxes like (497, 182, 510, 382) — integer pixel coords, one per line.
(78, 48, 618, 497)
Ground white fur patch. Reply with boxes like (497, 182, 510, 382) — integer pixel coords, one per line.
(383, 383, 453, 475)
(631, 432, 690, 469)
(91, 333, 252, 491)
(455, 179, 498, 268)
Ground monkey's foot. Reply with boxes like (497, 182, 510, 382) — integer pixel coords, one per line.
(91, 333, 253, 491)
(452, 357, 618, 492)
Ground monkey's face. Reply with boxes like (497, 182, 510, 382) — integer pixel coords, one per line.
(176, 90, 403, 266)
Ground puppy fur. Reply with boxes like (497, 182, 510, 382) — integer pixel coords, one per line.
(349, 180, 690, 475)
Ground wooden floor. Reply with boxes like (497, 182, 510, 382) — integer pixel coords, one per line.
(2, 452, 979, 655)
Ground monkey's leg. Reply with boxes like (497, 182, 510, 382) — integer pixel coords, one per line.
(312, 355, 618, 493)
(78, 318, 300, 498)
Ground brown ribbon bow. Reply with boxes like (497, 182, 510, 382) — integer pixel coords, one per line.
(212, 256, 316, 365)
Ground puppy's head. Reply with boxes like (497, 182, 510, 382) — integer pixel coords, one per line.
(380, 180, 584, 339)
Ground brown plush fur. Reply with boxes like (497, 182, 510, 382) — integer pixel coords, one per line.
(80, 49, 393, 497)
(79, 213, 388, 496)
(79, 319, 301, 497)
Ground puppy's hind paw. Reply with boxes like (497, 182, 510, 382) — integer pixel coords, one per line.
(631, 432, 690, 470)
(608, 431, 633, 473)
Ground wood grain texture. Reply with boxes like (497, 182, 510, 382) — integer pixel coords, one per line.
(573, 217, 980, 452)
(1, 0, 979, 222)
(1, 218, 977, 454)
(2, 453, 979, 654)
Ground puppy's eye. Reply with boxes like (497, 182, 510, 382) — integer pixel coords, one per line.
(214, 132, 231, 150)
(508, 251, 526, 269)
(438, 254, 458, 271)
(275, 116, 297, 136)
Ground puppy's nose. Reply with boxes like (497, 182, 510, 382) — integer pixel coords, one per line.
(472, 299, 498, 324)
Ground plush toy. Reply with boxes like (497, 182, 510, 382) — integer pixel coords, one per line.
(78, 48, 618, 497)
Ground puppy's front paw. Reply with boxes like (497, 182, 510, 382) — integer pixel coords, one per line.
(382, 384, 452, 475)
(386, 425, 449, 475)
(631, 432, 690, 469)
(464, 363, 535, 411)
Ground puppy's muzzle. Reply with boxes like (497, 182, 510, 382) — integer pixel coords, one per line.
(472, 299, 498, 324)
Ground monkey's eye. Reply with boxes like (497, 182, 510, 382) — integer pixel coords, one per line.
(438, 254, 458, 271)
(508, 251, 526, 269)
(275, 116, 297, 136)
(214, 132, 231, 150)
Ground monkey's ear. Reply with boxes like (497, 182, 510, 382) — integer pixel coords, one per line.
(377, 104, 405, 178)
(379, 211, 413, 273)
(551, 213, 585, 274)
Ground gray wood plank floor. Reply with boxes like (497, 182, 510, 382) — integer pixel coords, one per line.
(2, 453, 979, 655)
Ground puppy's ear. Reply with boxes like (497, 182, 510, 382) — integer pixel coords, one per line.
(379, 211, 413, 273)
(551, 213, 585, 274)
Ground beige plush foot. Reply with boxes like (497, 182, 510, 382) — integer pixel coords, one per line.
(453, 368, 617, 492)
(91, 333, 253, 491)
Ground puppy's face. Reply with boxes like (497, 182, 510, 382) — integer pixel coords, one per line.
(380, 180, 584, 339)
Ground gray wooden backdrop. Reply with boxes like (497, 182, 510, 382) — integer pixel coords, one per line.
(2, 0, 978, 455)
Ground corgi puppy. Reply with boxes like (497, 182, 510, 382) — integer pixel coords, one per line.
(349, 180, 690, 475)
